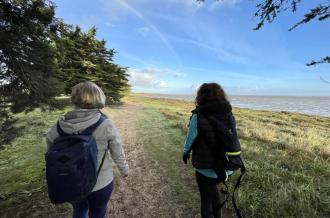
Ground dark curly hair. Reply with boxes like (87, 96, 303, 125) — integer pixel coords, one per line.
(195, 83, 229, 106)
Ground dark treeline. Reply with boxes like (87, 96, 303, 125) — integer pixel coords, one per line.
(0, 0, 129, 141)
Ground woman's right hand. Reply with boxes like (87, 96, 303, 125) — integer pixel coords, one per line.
(182, 153, 190, 164)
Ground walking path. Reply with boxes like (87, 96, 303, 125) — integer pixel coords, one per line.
(104, 104, 193, 218)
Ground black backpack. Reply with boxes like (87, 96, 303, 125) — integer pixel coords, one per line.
(45, 115, 108, 204)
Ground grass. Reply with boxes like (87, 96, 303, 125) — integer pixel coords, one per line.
(0, 94, 329, 217)
(125, 94, 330, 218)
(133, 107, 200, 215)
(0, 107, 71, 217)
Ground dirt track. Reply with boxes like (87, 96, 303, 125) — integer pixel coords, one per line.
(104, 104, 194, 218)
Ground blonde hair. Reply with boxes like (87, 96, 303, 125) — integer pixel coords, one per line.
(71, 81, 106, 109)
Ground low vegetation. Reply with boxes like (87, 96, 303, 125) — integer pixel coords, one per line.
(0, 107, 71, 217)
(0, 94, 329, 217)
(126, 94, 330, 218)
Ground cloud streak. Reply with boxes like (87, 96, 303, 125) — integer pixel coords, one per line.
(110, 0, 183, 67)
(209, 0, 241, 11)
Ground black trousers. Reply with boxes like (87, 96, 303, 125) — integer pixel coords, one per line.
(196, 171, 223, 218)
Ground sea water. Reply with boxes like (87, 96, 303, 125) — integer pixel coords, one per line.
(142, 94, 330, 117)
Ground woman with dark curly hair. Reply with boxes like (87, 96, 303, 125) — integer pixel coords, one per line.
(182, 83, 243, 218)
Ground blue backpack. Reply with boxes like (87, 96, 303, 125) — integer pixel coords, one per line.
(45, 115, 107, 204)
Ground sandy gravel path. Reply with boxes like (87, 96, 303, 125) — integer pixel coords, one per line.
(103, 104, 193, 218)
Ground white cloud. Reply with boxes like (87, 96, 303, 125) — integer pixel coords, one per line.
(171, 72, 187, 78)
(127, 67, 188, 89)
(156, 80, 168, 88)
(215, 47, 248, 64)
(209, 0, 241, 11)
(137, 26, 151, 37)
(169, 34, 250, 64)
(166, 0, 205, 10)
(128, 68, 168, 88)
(119, 52, 152, 66)
(104, 22, 115, 27)
(100, 0, 204, 23)
(163, 69, 187, 78)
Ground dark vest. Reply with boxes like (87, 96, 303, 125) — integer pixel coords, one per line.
(191, 100, 233, 169)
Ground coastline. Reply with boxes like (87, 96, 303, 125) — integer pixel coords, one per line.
(134, 93, 330, 117)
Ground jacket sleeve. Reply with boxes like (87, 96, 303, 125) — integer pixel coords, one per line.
(183, 114, 198, 154)
(106, 119, 129, 176)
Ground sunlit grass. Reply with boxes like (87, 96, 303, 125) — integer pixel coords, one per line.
(0, 108, 71, 217)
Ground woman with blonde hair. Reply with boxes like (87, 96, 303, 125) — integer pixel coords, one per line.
(46, 81, 128, 218)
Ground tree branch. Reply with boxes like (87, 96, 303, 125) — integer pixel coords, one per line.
(289, 3, 330, 31)
(306, 56, 330, 66)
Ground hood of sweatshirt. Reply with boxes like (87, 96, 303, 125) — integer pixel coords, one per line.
(58, 109, 101, 134)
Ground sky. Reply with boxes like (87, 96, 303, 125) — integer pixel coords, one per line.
(52, 0, 330, 96)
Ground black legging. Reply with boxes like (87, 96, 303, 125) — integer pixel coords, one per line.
(196, 171, 223, 218)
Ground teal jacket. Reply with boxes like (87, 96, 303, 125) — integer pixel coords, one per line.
(183, 114, 233, 178)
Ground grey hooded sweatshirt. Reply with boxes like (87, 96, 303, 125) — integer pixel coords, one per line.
(46, 109, 129, 192)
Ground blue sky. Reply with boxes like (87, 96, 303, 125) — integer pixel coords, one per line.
(53, 0, 330, 96)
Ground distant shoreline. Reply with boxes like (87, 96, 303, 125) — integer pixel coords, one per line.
(132, 93, 330, 118)
(134, 92, 330, 98)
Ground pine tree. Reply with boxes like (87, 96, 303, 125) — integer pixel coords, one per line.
(0, 0, 129, 145)
(52, 24, 129, 103)
(1, 0, 130, 114)
(0, 0, 61, 113)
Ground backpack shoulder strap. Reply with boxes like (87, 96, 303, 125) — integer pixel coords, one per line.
(57, 121, 69, 136)
(81, 115, 106, 135)
(99, 109, 108, 119)
(97, 144, 109, 177)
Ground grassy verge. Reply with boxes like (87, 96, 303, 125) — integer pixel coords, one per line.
(0, 107, 71, 217)
(126, 94, 330, 218)
(1, 94, 329, 217)
(133, 107, 200, 215)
